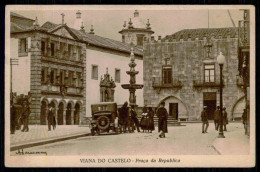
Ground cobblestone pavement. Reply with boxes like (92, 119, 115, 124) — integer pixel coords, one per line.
(10, 125, 90, 147)
(10, 123, 249, 156)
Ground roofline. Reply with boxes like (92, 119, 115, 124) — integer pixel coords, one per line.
(119, 28, 154, 34)
(11, 13, 35, 22)
(11, 29, 143, 57)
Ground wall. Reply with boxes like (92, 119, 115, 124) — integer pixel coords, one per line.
(86, 48, 143, 117)
(11, 37, 31, 95)
(143, 36, 244, 121)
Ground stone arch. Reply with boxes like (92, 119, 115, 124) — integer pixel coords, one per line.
(49, 99, 58, 109)
(231, 96, 246, 121)
(40, 98, 49, 125)
(57, 101, 66, 125)
(157, 95, 189, 120)
(66, 102, 73, 125)
(74, 101, 82, 125)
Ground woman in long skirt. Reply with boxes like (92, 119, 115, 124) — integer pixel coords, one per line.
(147, 107, 155, 133)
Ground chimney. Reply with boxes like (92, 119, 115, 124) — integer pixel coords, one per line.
(74, 10, 83, 30)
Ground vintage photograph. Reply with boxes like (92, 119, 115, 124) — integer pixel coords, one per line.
(5, 5, 255, 167)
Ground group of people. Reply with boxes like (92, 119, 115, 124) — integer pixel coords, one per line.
(118, 101, 169, 138)
(10, 100, 30, 134)
(10, 99, 56, 134)
(201, 106, 228, 134)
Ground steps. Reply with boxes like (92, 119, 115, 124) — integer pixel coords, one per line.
(137, 116, 181, 126)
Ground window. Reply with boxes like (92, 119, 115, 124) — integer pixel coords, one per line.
(60, 70, 65, 85)
(137, 34, 144, 46)
(68, 44, 73, 59)
(68, 71, 74, 86)
(77, 47, 81, 61)
(20, 38, 26, 53)
(41, 41, 46, 56)
(50, 69, 56, 85)
(92, 65, 98, 80)
(51, 43, 55, 56)
(122, 35, 125, 43)
(76, 72, 82, 87)
(204, 64, 215, 82)
(41, 68, 47, 84)
(115, 69, 120, 83)
(162, 66, 172, 84)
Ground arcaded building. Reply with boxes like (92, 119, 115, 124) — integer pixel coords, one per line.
(10, 10, 148, 124)
(10, 12, 86, 125)
(143, 28, 245, 121)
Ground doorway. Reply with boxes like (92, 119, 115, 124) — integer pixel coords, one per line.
(58, 102, 64, 125)
(66, 103, 72, 125)
(169, 103, 178, 120)
(203, 92, 217, 120)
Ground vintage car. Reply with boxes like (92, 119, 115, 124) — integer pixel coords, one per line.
(89, 102, 120, 136)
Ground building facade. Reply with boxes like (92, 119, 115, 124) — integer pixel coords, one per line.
(11, 14, 86, 125)
(10, 10, 145, 124)
(237, 10, 250, 135)
(143, 28, 245, 121)
(119, 10, 154, 46)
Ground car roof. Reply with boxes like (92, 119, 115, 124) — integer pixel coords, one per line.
(91, 102, 117, 106)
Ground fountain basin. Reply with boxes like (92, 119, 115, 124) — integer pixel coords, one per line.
(121, 84, 143, 89)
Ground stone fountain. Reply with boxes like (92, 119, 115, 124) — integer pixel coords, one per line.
(121, 47, 143, 106)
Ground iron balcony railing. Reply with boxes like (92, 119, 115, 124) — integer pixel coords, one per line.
(238, 20, 250, 47)
(193, 76, 222, 88)
(152, 77, 183, 89)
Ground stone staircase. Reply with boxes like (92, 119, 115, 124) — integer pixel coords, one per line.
(137, 116, 182, 126)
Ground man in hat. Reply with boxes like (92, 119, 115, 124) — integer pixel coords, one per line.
(242, 109, 247, 134)
(156, 101, 168, 138)
(223, 107, 228, 131)
(21, 100, 30, 132)
(47, 104, 54, 131)
(201, 106, 209, 134)
(214, 106, 220, 130)
(119, 101, 129, 133)
(130, 105, 140, 132)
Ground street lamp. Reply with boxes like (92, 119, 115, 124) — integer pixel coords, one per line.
(217, 52, 225, 138)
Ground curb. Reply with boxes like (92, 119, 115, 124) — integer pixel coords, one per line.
(10, 132, 91, 152)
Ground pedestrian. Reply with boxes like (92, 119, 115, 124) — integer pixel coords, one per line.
(156, 101, 168, 138)
(147, 107, 155, 133)
(140, 106, 148, 132)
(242, 109, 247, 134)
(130, 105, 140, 132)
(10, 100, 16, 134)
(47, 104, 54, 131)
(21, 100, 30, 132)
(53, 113, 56, 130)
(119, 101, 129, 133)
(214, 106, 220, 130)
(223, 107, 228, 131)
(201, 106, 209, 134)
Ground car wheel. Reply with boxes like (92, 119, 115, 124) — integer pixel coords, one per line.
(96, 116, 110, 130)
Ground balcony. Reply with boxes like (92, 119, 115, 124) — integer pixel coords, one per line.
(41, 84, 84, 97)
(193, 77, 222, 90)
(152, 77, 183, 93)
(238, 20, 250, 48)
(41, 51, 84, 68)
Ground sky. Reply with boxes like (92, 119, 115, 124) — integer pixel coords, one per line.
(13, 8, 244, 42)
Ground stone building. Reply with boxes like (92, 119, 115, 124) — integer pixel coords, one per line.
(143, 27, 245, 121)
(11, 13, 86, 125)
(10, 10, 145, 124)
(119, 10, 154, 46)
(237, 10, 250, 135)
